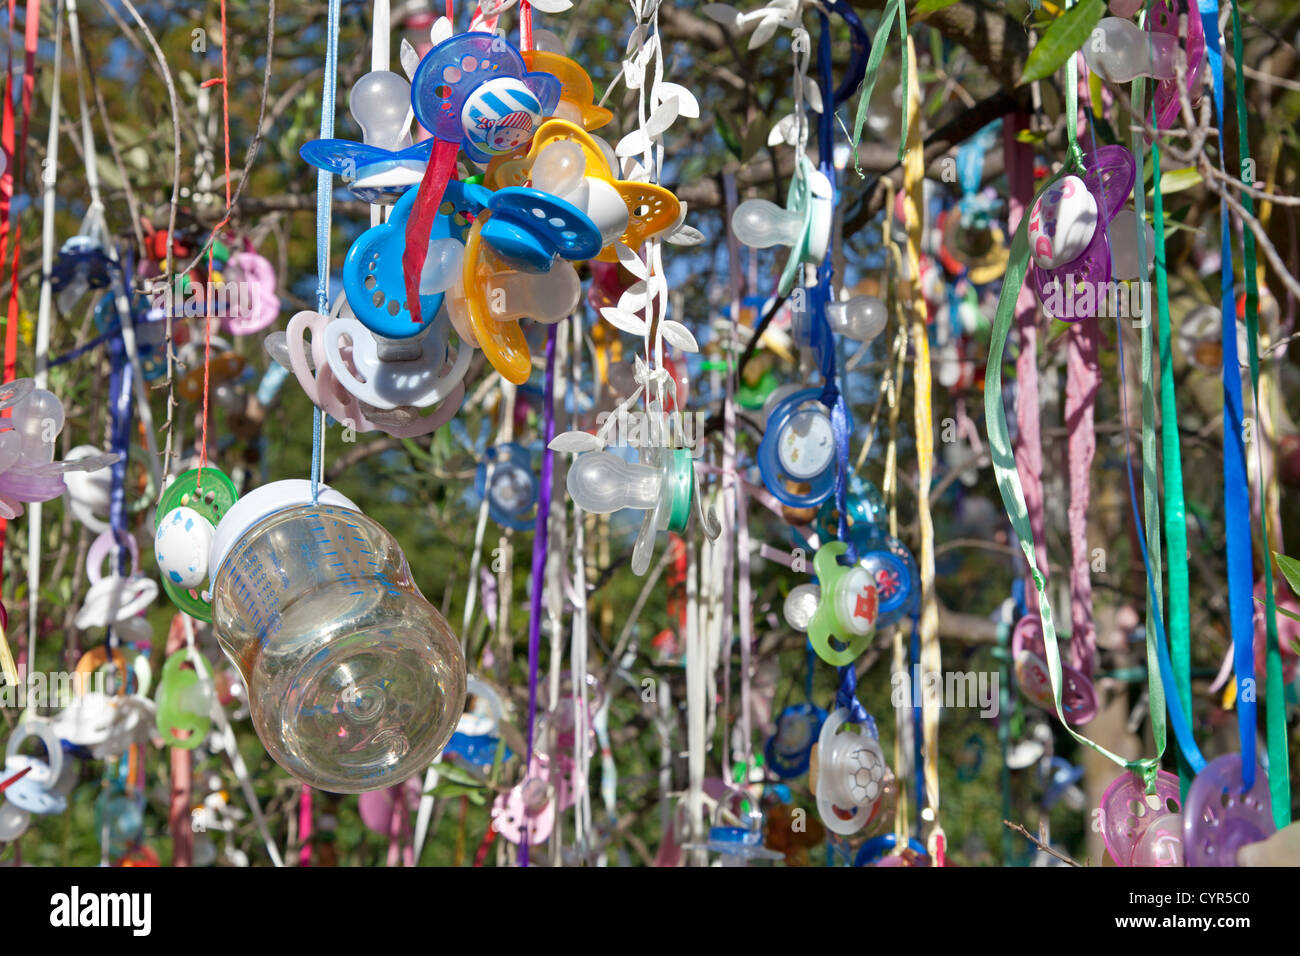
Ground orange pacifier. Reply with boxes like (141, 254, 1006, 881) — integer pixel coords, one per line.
(520, 51, 614, 131)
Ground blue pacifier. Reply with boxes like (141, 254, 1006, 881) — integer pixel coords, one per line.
(410, 32, 561, 165)
(764, 702, 827, 779)
(342, 177, 485, 339)
(474, 442, 537, 531)
(479, 186, 602, 272)
(757, 387, 837, 508)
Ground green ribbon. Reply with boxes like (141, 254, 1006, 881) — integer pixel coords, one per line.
(1228, 0, 1290, 828)
(848, 0, 908, 168)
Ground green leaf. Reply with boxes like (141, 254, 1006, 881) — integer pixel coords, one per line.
(914, 0, 961, 15)
(1274, 552, 1300, 598)
(1158, 167, 1202, 195)
(427, 781, 487, 805)
(1255, 596, 1300, 623)
(1018, 0, 1106, 86)
(715, 109, 743, 161)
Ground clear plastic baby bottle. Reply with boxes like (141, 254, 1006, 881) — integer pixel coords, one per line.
(207, 480, 466, 792)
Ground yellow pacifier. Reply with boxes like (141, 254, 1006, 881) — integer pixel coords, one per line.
(520, 51, 614, 131)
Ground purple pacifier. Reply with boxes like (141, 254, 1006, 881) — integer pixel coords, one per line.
(1029, 145, 1136, 321)
(1148, 0, 1204, 131)
(1011, 614, 1097, 725)
(1098, 769, 1181, 866)
(1182, 754, 1275, 867)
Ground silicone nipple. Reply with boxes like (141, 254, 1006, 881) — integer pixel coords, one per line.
(731, 199, 803, 249)
(420, 237, 466, 295)
(1084, 18, 1178, 83)
(566, 451, 660, 514)
(1108, 208, 1156, 279)
(487, 261, 582, 324)
(827, 294, 887, 343)
(350, 70, 413, 151)
(531, 140, 587, 199)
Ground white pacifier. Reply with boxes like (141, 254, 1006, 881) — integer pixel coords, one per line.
(155, 505, 216, 592)
(62, 445, 115, 533)
(1027, 175, 1098, 270)
(75, 530, 159, 630)
(814, 707, 889, 836)
(3, 721, 67, 815)
(323, 312, 471, 411)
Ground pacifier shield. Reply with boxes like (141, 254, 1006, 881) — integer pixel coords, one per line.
(1182, 754, 1276, 867)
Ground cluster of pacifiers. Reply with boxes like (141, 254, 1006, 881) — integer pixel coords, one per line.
(288, 20, 691, 442)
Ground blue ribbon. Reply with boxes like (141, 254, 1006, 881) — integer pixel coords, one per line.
(1199, 0, 1256, 786)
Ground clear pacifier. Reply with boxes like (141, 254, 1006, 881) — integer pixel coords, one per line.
(731, 153, 832, 295)
(813, 707, 889, 836)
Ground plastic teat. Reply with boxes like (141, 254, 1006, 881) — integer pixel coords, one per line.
(566, 451, 661, 514)
(1108, 208, 1155, 280)
(530, 140, 587, 198)
(1084, 18, 1178, 83)
(826, 295, 887, 343)
(487, 261, 581, 324)
(420, 237, 465, 295)
(9, 387, 65, 465)
(350, 70, 413, 151)
(731, 199, 803, 250)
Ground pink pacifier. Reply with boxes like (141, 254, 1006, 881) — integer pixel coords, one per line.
(1011, 613, 1097, 725)
(221, 250, 280, 335)
(1182, 754, 1276, 867)
(491, 755, 556, 846)
(1028, 146, 1136, 321)
(1148, 0, 1204, 130)
(1099, 768, 1182, 866)
(359, 777, 423, 835)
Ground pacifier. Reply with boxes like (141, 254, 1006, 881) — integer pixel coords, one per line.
(520, 51, 613, 130)
(1182, 754, 1275, 867)
(789, 542, 878, 667)
(301, 69, 436, 204)
(444, 674, 512, 767)
(75, 531, 159, 630)
(154, 649, 214, 750)
(2, 721, 67, 816)
(154, 467, 238, 621)
(825, 294, 887, 344)
(847, 522, 919, 629)
(1107, 209, 1156, 280)
(341, 177, 479, 339)
(59, 648, 156, 758)
(411, 31, 561, 165)
(1011, 613, 1097, 725)
(1098, 768, 1183, 866)
(731, 153, 832, 296)
(359, 776, 423, 836)
(491, 755, 556, 846)
(448, 221, 582, 383)
(1085, 16, 1181, 82)
(95, 785, 145, 859)
(757, 387, 836, 508)
(522, 120, 682, 262)
(764, 702, 827, 779)
(1029, 146, 1136, 320)
(812, 707, 889, 836)
(854, 833, 930, 867)
(559, 402, 719, 575)
(221, 249, 281, 335)
(474, 443, 537, 530)
(176, 335, 246, 402)
(322, 309, 471, 411)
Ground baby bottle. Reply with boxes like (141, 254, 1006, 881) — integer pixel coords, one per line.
(207, 480, 466, 792)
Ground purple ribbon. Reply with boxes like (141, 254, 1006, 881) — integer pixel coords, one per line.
(520, 324, 557, 866)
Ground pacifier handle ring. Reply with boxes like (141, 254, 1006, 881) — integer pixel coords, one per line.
(4, 721, 65, 786)
(86, 528, 139, 584)
(286, 311, 328, 404)
(74, 645, 130, 697)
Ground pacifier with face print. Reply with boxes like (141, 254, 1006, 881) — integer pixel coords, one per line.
(411, 31, 561, 165)
(75, 531, 159, 630)
(1029, 146, 1136, 320)
(1011, 613, 1097, 725)
(757, 388, 836, 508)
(732, 153, 832, 296)
(474, 442, 537, 530)
(1099, 769, 1183, 866)
(301, 70, 435, 205)
(812, 707, 889, 837)
(795, 542, 878, 667)
(522, 120, 682, 263)
(764, 702, 827, 779)
(154, 467, 238, 622)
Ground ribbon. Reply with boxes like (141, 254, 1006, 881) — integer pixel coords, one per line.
(1226, 0, 1289, 826)
(1198, 0, 1257, 790)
